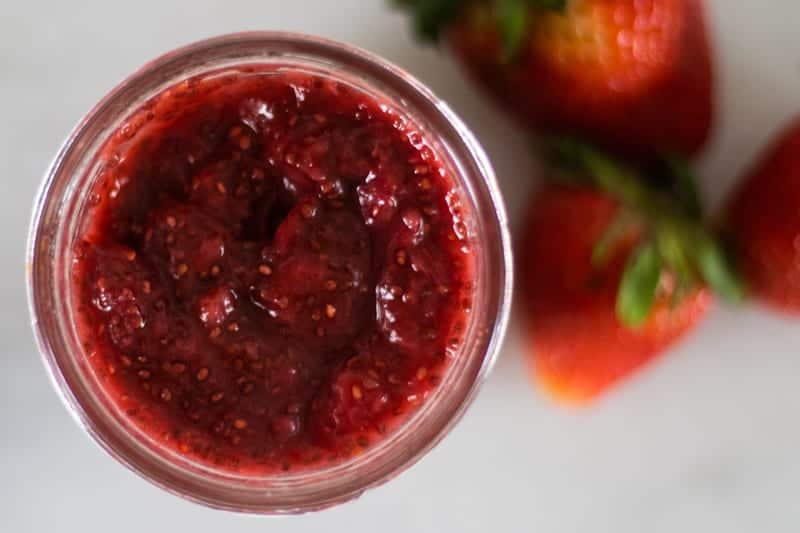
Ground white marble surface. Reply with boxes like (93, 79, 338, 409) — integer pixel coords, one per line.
(3, 1, 800, 531)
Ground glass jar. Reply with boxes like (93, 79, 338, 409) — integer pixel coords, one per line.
(26, 32, 513, 513)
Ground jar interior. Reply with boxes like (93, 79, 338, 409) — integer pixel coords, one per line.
(28, 32, 511, 513)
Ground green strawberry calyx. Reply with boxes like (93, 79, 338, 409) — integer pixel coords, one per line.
(547, 137, 745, 329)
(392, 0, 567, 58)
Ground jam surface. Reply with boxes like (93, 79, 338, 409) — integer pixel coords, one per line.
(74, 67, 475, 473)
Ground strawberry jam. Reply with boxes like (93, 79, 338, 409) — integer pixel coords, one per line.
(73, 67, 475, 473)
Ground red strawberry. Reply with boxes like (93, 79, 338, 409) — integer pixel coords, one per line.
(519, 138, 741, 404)
(727, 120, 800, 313)
(397, 0, 713, 157)
(522, 184, 710, 403)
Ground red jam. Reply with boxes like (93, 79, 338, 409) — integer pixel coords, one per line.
(73, 67, 475, 473)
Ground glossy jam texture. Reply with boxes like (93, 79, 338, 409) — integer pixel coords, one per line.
(74, 67, 475, 473)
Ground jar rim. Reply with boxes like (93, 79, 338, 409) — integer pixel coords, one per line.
(27, 31, 513, 513)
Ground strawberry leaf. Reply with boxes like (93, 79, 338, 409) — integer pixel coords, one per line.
(497, 0, 529, 60)
(592, 209, 637, 267)
(694, 235, 746, 303)
(497, 0, 567, 59)
(546, 135, 746, 325)
(392, 0, 464, 42)
(617, 242, 662, 328)
(655, 225, 697, 289)
(394, 0, 567, 50)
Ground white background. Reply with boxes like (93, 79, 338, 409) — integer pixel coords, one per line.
(3, 1, 800, 531)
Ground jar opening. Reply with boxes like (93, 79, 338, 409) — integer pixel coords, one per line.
(27, 32, 512, 513)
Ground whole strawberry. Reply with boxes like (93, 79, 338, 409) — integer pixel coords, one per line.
(396, 0, 714, 157)
(728, 120, 800, 313)
(520, 139, 741, 403)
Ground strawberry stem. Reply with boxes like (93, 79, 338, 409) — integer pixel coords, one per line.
(547, 136, 745, 326)
(662, 154, 703, 218)
(618, 241, 663, 328)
